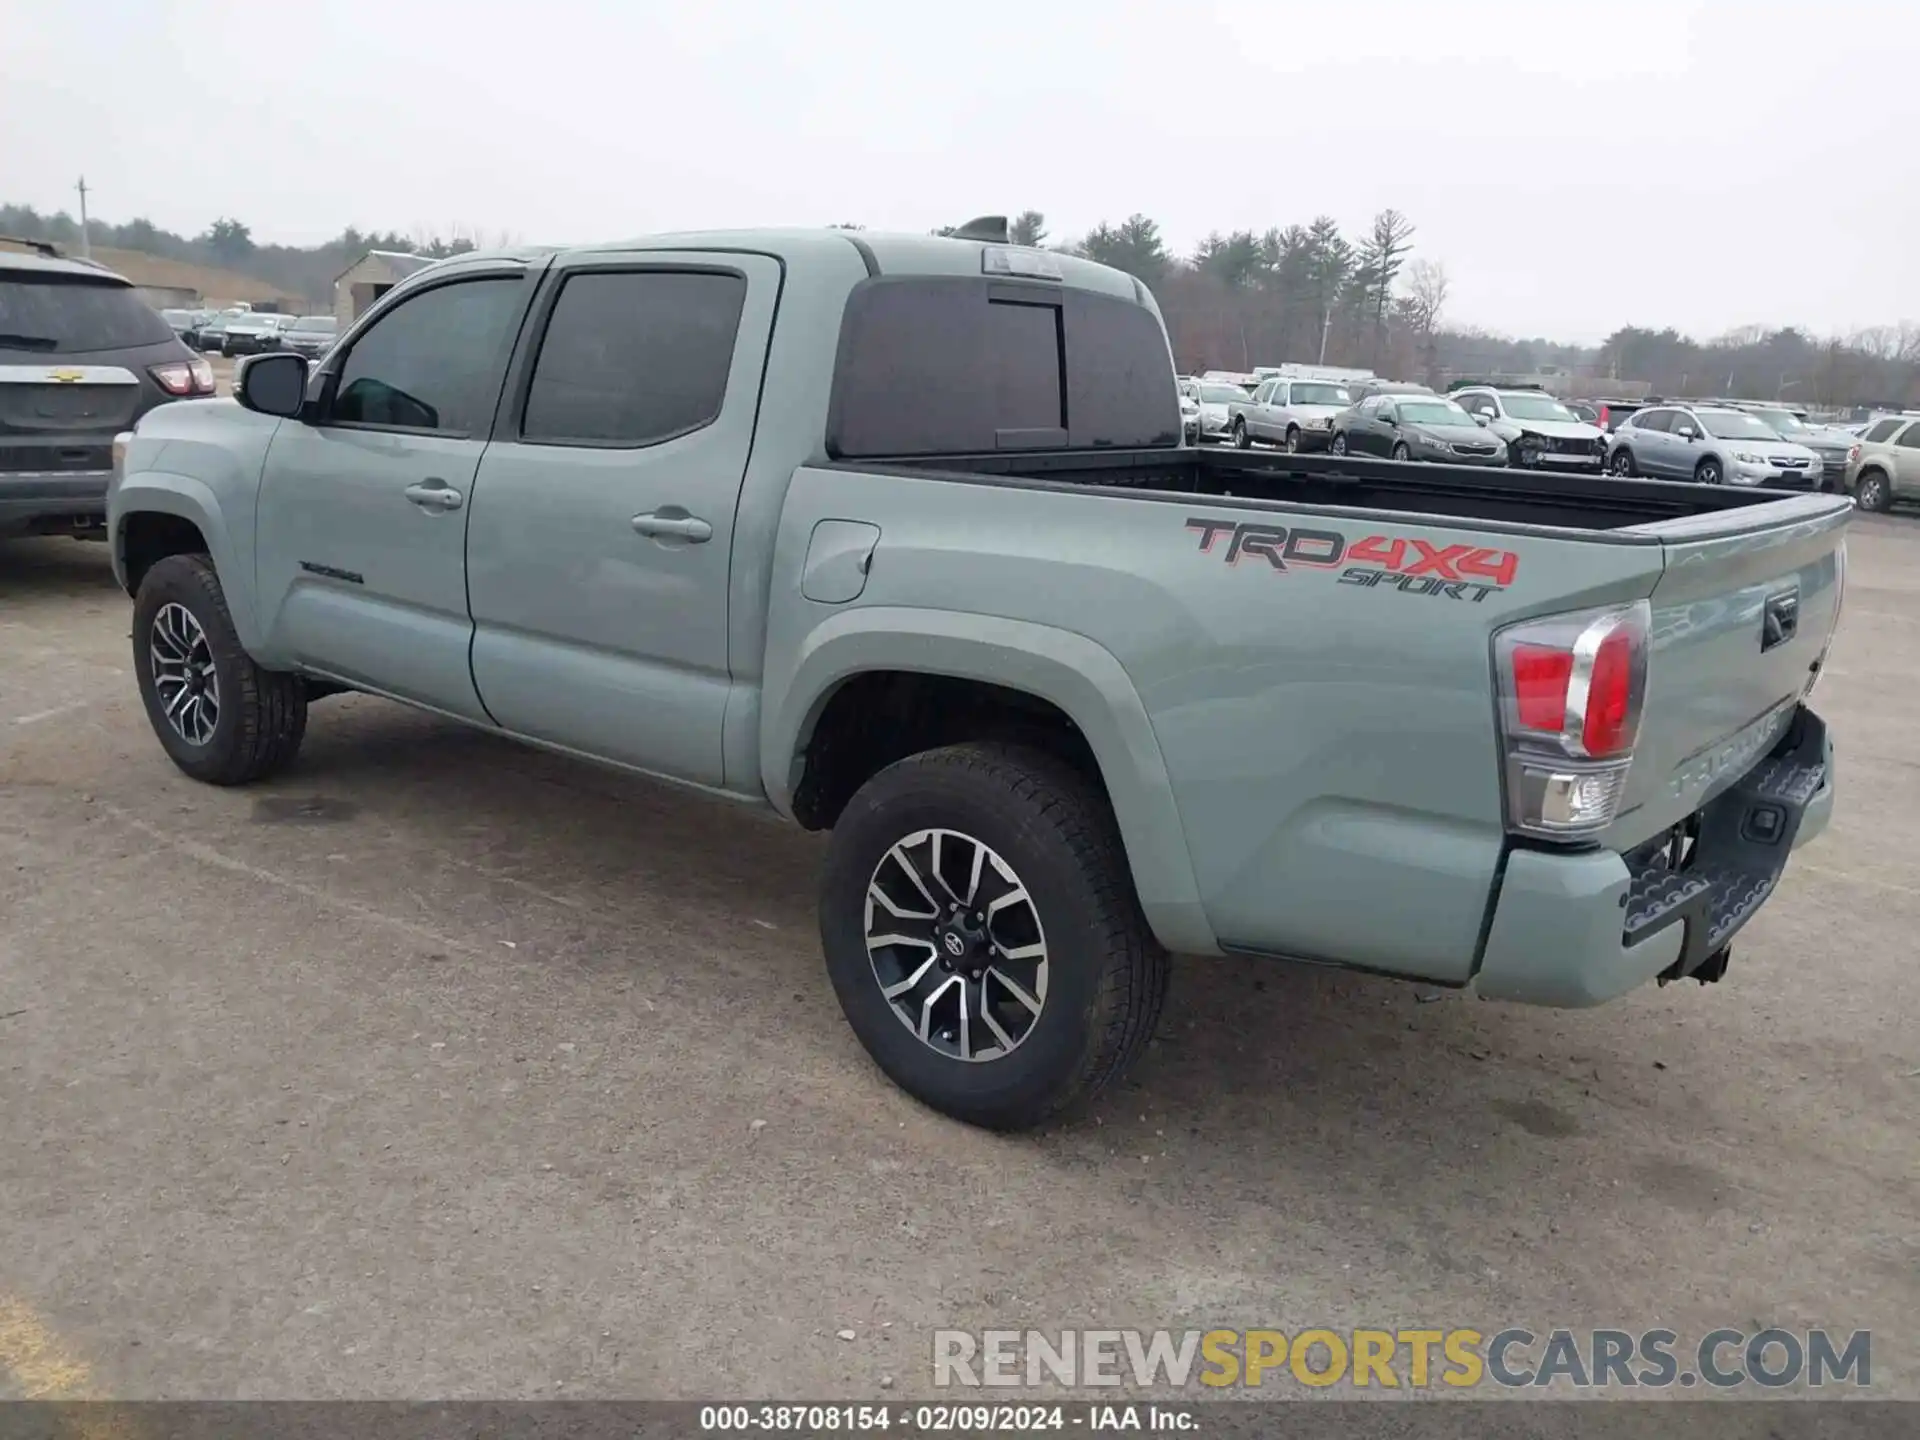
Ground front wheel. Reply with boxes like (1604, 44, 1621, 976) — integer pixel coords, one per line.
(1854, 469, 1892, 512)
(1231, 419, 1250, 449)
(132, 554, 308, 786)
(1330, 432, 1348, 456)
(1284, 427, 1301, 453)
(819, 743, 1170, 1131)
(1695, 457, 1723, 486)
(1609, 449, 1638, 478)
(1391, 441, 1412, 462)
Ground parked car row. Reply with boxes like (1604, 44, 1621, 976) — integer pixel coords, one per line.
(163, 307, 338, 359)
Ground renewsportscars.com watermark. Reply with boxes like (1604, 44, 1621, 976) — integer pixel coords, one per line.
(933, 1327, 1873, 1391)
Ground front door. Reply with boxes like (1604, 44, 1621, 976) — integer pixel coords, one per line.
(254, 267, 537, 721)
(464, 253, 780, 788)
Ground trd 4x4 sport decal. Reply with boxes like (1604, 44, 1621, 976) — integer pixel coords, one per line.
(1185, 517, 1518, 602)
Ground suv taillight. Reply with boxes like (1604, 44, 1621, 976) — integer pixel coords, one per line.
(150, 358, 216, 396)
(1493, 601, 1651, 839)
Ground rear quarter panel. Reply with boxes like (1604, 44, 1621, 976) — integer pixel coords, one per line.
(764, 467, 1667, 978)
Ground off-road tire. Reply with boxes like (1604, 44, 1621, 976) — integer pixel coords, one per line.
(819, 742, 1170, 1131)
(132, 553, 308, 786)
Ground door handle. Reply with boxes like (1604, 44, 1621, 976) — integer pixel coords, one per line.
(404, 479, 464, 512)
(631, 510, 712, 543)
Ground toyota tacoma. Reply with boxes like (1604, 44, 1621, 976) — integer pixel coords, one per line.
(107, 224, 1847, 1129)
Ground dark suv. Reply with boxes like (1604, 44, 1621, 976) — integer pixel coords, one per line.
(1, 243, 215, 536)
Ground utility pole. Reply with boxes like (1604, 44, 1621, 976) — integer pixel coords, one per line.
(1317, 303, 1333, 365)
(75, 177, 91, 259)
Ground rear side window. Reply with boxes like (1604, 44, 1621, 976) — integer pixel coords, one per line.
(827, 277, 1178, 456)
(0, 276, 175, 353)
(1896, 422, 1920, 449)
(522, 270, 747, 447)
(1864, 418, 1902, 443)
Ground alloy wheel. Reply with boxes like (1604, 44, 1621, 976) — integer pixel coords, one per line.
(864, 828, 1048, 1063)
(149, 602, 220, 746)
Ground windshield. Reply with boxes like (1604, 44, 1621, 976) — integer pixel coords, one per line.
(1290, 383, 1350, 406)
(290, 317, 337, 334)
(0, 277, 176, 352)
(1747, 407, 1811, 435)
(1199, 384, 1247, 404)
(1498, 393, 1579, 422)
(1696, 410, 1781, 441)
(1397, 400, 1475, 426)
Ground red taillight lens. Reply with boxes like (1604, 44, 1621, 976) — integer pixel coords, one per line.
(150, 359, 217, 396)
(1582, 628, 1635, 758)
(1511, 644, 1573, 731)
(1494, 602, 1650, 838)
(149, 362, 194, 395)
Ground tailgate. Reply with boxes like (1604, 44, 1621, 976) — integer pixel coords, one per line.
(1610, 494, 1850, 846)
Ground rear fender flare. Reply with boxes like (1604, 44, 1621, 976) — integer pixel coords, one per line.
(764, 606, 1217, 955)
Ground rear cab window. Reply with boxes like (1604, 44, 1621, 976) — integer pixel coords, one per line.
(0, 274, 175, 354)
(827, 275, 1179, 457)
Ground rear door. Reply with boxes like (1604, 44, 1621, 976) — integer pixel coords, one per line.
(465, 251, 779, 787)
(1610, 497, 1850, 847)
(1892, 420, 1920, 496)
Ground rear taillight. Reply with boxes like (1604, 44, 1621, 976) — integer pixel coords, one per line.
(1493, 601, 1651, 839)
(150, 359, 216, 396)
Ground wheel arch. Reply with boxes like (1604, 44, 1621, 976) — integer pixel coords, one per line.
(111, 475, 262, 651)
(763, 608, 1217, 955)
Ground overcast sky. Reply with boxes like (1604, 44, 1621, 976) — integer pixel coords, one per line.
(5, 0, 1913, 344)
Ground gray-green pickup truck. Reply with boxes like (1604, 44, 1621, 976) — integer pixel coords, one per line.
(106, 228, 1848, 1129)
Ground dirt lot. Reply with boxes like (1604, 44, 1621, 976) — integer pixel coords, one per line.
(1, 517, 1916, 1402)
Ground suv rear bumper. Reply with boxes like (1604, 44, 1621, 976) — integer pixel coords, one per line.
(0, 471, 113, 532)
(1471, 705, 1833, 1008)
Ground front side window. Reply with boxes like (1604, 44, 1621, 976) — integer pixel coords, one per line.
(1634, 409, 1673, 433)
(332, 277, 524, 434)
(522, 270, 747, 446)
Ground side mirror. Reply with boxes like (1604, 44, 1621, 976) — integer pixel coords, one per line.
(235, 352, 308, 419)
(1677, 425, 1697, 441)
(1382, 413, 1397, 426)
(1474, 413, 1490, 426)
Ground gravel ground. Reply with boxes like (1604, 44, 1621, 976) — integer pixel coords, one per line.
(1, 517, 1915, 1403)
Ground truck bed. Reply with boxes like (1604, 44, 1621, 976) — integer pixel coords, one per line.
(879, 448, 1829, 535)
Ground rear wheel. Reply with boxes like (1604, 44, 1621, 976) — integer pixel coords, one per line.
(1330, 432, 1349, 456)
(819, 743, 1170, 1131)
(1695, 457, 1723, 486)
(1854, 469, 1892, 512)
(1391, 441, 1412, 462)
(1609, 448, 1638, 478)
(132, 554, 308, 786)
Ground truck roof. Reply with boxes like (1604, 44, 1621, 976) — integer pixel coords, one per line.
(449, 229, 1148, 303)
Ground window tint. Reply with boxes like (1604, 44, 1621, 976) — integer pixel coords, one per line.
(0, 277, 175, 352)
(828, 277, 1177, 456)
(1896, 422, 1920, 449)
(333, 278, 523, 433)
(521, 270, 747, 447)
(1864, 418, 1902, 443)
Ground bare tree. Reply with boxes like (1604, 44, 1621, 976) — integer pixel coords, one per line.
(1401, 259, 1450, 386)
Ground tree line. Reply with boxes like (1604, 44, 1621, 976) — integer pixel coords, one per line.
(9, 200, 1916, 409)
